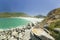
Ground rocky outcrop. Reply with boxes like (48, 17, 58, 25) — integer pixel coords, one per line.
(30, 27, 55, 40)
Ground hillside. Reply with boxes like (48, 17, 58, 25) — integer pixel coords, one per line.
(48, 8, 60, 17)
(41, 8, 60, 26)
(0, 12, 29, 17)
(42, 8, 60, 40)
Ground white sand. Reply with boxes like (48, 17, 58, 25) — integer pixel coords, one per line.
(15, 17, 44, 24)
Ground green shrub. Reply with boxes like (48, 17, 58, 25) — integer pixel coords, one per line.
(49, 20, 60, 29)
(49, 20, 60, 40)
(55, 20, 60, 28)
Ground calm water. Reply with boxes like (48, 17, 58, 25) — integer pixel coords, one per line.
(0, 18, 29, 29)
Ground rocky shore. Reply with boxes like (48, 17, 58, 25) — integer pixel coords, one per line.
(0, 17, 43, 40)
(0, 21, 36, 40)
(0, 25, 31, 40)
(0, 22, 55, 40)
(0, 17, 55, 40)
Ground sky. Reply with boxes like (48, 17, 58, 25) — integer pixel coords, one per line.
(0, 0, 60, 16)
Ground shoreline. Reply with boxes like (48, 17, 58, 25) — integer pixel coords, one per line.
(12, 17, 44, 24)
(0, 17, 55, 40)
(0, 17, 44, 31)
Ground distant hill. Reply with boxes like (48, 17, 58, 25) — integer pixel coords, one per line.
(34, 15, 46, 18)
(0, 12, 29, 17)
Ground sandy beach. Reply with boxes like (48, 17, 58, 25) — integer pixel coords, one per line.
(15, 17, 44, 24)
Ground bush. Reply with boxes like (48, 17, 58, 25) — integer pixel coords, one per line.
(49, 20, 60, 40)
(49, 20, 60, 29)
(55, 20, 60, 28)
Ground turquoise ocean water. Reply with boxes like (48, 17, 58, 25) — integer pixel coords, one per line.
(0, 18, 29, 29)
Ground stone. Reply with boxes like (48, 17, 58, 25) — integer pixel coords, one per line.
(12, 31, 18, 37)
(9, 36, 17, 40)
(31, 27, 55, 40)
(54, 28, 60, 32)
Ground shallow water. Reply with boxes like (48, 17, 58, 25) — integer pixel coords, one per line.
(0, 18, 29, 29)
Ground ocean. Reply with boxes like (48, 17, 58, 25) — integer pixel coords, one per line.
(0, 18, 28, 29)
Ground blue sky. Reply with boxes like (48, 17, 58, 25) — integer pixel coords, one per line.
(0, 0, 60, 16)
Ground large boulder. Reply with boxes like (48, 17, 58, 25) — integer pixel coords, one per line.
(30, 27, 55, 40)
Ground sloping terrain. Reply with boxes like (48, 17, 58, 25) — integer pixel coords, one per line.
(42, 8, 60, 40)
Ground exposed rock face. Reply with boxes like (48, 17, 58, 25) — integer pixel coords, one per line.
(30, 27, 55, 40)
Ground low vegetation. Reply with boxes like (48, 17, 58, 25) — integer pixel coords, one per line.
(0, 12, 29, 17)
(41, 8, 60, 40)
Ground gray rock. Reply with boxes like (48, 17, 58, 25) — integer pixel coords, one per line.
(54, 28, 60, 32)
